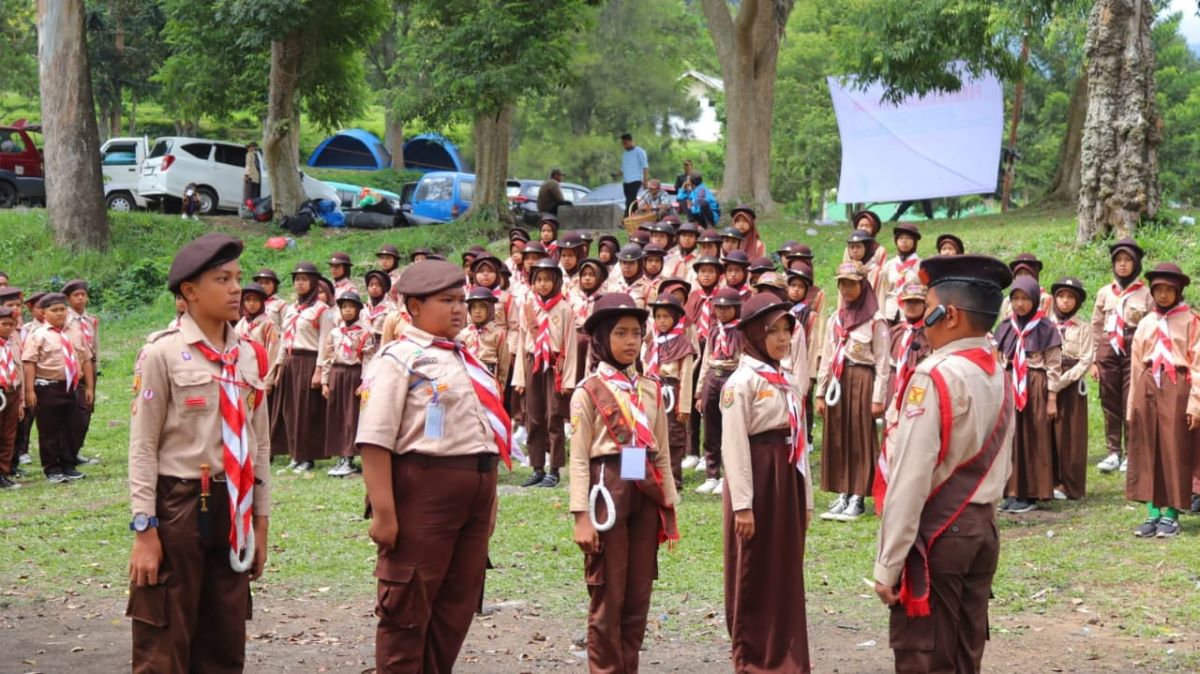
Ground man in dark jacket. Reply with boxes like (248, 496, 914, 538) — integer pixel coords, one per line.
(536, 169, 570, 215)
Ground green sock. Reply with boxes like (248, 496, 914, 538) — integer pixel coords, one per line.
(1148, 503, 1162, 519)
(1164, 507, 1179, 521)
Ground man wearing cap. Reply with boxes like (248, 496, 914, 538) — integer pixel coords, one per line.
(877, 223, 923, 324)
(125, 232, 272, 672)
(620, 133, 650, 213)
(537, 168, 571, 215)
(357, 259, 510, 673)
(872, 255, 1016, 674)
(636, 178, 673, 218)
(62, 279, 99, 465)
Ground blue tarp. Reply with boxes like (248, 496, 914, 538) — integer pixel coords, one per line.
(402, 133, 468, 173)
(307, 129, 391, 170)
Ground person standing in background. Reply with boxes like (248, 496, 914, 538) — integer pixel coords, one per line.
(536, 168, 571, 216)
(243, 142, 261, 203)
(620, 133, 649, 214)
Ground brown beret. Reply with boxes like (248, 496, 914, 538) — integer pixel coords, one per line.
(24, 291, 46, 306)
(396, 260, 465, 298)
(39, 292, 68, 309)
(61, 279, 88, 296)
(0, 306, 15, 319)
(241, 282, 268, 299)
(328, 252, 353, 266)
(168, 233, 244, 293)
(0, 286, 21, 302)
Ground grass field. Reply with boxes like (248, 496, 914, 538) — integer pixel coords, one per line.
(2, 205, 1200, 670)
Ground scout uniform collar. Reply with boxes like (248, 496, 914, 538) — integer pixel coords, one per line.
(930, 335, 992, 357)
(177, 312, 239, 352)
(398, 324, 442, 348)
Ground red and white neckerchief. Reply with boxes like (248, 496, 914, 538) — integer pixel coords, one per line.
(51, 327, 80, 391)
(892, 322, 921, 404)
(339, 324, 369, 361)
(281, 303, 308, 351)
(1009, 310, 1045, 411)
(532, 293, 563, 373)
(711, 319, 740, 360)
(191, 340, 256, 572)
(895, 254, 920, 276)
(599, 367, 656, 449)
(0, 338, 16, 389)
(576, 292, 599, 326)
(366, 300, 390, 324)
(829, 315, 852, 383)
(72, 311, 96, 352)
(729, 283, 751, 302)
(675, 250, 696, 276)
(333, 278, 355, 298)
(1106, 280, 1145, 355)
(696, 288, 716, 338)
(236, 316, 261, 342)
(644, 323, 685, 377)
(427, 337, 513, 468)
(749, 358, 807, 466)
(1150, 304, 1191, 388)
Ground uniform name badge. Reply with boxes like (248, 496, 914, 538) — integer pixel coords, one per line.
(425, 402, 445, 439)
(620, 446, 646, 480)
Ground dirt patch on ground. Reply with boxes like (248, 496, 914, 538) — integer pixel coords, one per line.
(3, 592, 1196, 673)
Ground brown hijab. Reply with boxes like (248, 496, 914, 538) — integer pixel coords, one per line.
(741, 308, 794, 369)
(838, 278, 879, 331)
(995, 276, 1061, 357)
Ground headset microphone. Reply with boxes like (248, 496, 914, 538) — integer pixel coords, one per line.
(924, 304, 947, 328)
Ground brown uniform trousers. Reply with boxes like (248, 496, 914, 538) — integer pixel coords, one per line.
(524, 354, 568, 472)
(128, 477, 251, 674)
(68, 386, 93, 463)
(687, 340, 705, 459)
(1095, 335, 1133, 457)
(0, 386, 19, 474)
(34, 381, 76, 475)
(661, 376, 689, 489)
(890, 504, 998, 674)
(584, 456, 660, 674)
(375, 453, 497, 674)
(701, 369, 733, 480)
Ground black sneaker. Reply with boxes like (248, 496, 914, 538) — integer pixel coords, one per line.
(998, 497, 1016, 513)
(63, 469, 86, 481)
(1156, 518, 1180, 538)
(0, 475, 18, 489)
(537, 472, 560, 488)
(46, 471, 68, 484)
(1008, 498, 1037, 514)
(521, 471, 546, 488)
(1133, 518, 1160, 538)
(1190, 494, 1200, 514)
(11, 468, 25, 479)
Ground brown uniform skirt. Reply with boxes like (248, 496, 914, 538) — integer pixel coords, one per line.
(1052, 361, 1088, 500)
(325, 363, 362, 459)
(1126, 366, 1199, 509)
(279, 350, 327, 462)
(821, 364, 878, 497)
(724, 429, 811, 673)
(1007, 368, 1054, 500)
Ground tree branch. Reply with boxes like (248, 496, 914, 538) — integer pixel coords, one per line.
(699, 0, 734, 67)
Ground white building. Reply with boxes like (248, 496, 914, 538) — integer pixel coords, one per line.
(670, 70, 723, 143)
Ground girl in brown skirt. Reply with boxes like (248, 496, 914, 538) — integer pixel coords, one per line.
(1127, 263, 1200, 538)
(815, 262, 889, 522)
(321, 291, 375, 477)
(644, 293, 697, 490)
(995, 277, 1062, 514)
(569, 293, 679, 674)
(721, 293, 813, 673)
(1049, 278, 1093, 501)
(272, 262, 333, 473)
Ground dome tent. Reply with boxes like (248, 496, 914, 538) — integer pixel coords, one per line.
(402, 133, 468, 173)
(306, 129, 391, 170)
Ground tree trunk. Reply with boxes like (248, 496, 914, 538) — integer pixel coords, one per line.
(700, 0, 793, 214)
(264, 32, 306, 218)
(1000, 26, 1030, 212)
(1077, 0, 1160, 243)
(37, 0, 110, 250)
(386, 108, 405, 171)
(109, 2, 123, 138)
(463, 103, 515, 224)
(1042, 71, 1086, 206)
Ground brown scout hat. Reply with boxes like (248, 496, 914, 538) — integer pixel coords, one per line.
(0, 286, 21, 302)
(749, 256, 775, 274)
(376, 244, 402, 259)
(364, 269, 392, 294)
(739, 292, 792, 328)
(898, 283, 928, 302)
(335, 290, 364, 308)
(935, 234, 964, 254)
(241, 282, 268, 299)
(658, 277, 691, 298)
(61, 279, 88, 296)
(291, 261, 320, 277)
(328, 252, 353, 267)
(168, 233, 244, 293)
(466, 286, 500, 304)
(1144, 262, 1190, 290)
(835, 261, 867, 281)
(1050, 277, 1087, 303)
(396, 260, 466, 298)
(252, 268, 280, 283)
(583, 293, 649, 334)
(893, 222, 922, 240)
(1108, 238, 1144, 261)
(648, 293, 687, 316)
(38, 292, 69, 309)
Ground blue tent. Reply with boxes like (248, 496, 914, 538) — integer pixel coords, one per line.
(307, 129, 391, 170)
(403, 133, 468, 173)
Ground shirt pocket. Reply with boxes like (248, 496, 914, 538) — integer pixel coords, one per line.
(848, 330, 874, 360)
(169, 368, 215, 415)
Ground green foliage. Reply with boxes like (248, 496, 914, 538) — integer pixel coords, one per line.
(0, 0, 37, 96)
(1154, 12, 1200, 206)
(85, 0, 168, 127)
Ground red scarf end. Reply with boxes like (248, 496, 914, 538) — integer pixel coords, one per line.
(897, 580, 932, 618)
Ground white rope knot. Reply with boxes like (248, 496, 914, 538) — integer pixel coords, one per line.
(229, 525, 255, 573)
(824, 378, 842, 407)
(588, 463, 616, 532)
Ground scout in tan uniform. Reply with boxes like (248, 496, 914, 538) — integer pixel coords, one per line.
(998, 253, 1053, 321)
(664, 220, 701, 283)
(683, 256, 723, 473)
(375, 244, 404, 298)
(885, 284, 932, 412)
(0, 307, 24, 489)
(570, 293, 680, 672)
(785, 260, 826, 444)
(873, 254, 1015, 674)
(641, 244, 669, 299)
(1126, 263, 1200, 539)
(513, 258, 579, 487)
(877, 223, 923, 324)
(364, 269, 396, 343)
(1048, 278, 1093, 501)
(844, 230, 884, 296)
(935, 233, 964, 256)
(235, 283, 281, 375)
(1090, 239, 1151, 473)
(643, 294, 697, 490)
(321, 291, 376, 478)
(845, 210, 888, 283)
(815, 262, 889, 522)
(252, 268, 286, 329)
(720, 293, 813, 673)
(126, 233, 272, 673)
(721, 250, 753, 301)
(22, 293, 94, 482)
(995, 277, 1062, 515)
(13, 292, 44, 470)
(695, 287, 745, 495)
(558, 232, 587, 298)
(273, 262, 334, 473)
(328, 251, 359, 299)
(607, 244, 654, 308)
(63, 278, 98, 465)
(459, 287, 508, 381)
(357, 260, 511, 674)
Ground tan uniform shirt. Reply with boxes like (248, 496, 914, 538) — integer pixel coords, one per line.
(319, 321, 376, 385)
(512, 294, 579, 389)
(697, 321, 743, 384)
(364, 299, 395, 338)
(127, 314, 271, 517)
(1091, 281, 1152, 353)
(784, 316, 811, 392)
(720, 355, 814, 512)
(1050, 313, 1094, 392)
(641, 327, 698, 411)
(0, 337, 24, 399)
(235, 315, 280, 386)
(998, 290, 1053, 322)
(876, 254, 921, 321)
(264, 295, 287, 330)
(567, 362, 679, 512)
(459, 321, 507, 370)
(1128, 307, 1200, 419)
(664, 249, 699, 284)
(65, 309, 99, 363)
(999, 340, 1062, 395)
(356, 325, 500, 457)
(873, 336, 1014, 586)
(604, 275, 654, 309)
(276, 301, 334, 362)
(805, 287, 828, 379)
(333, 277, 359, 299)
(380, 307, 412, 346)
(815, 313, 890, 404)
(21, 325, 93, 380)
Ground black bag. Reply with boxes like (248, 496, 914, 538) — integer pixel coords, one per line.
(281, 212, 313, 236)
(344, 210, 396, 230)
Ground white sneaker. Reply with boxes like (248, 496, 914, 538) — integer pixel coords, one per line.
(820, 493, 848, 521)
(695, 478, 719, 494)
(1119, 458, 1128, 473)
(18, 454, 31, 465)
(835, 495, 866, 521)
(681, 456, 699, 470)
(1053, 489, 1068, 501)
(1097, 453, 1120, 473)
(694, 457, 708, 473)
(513, 425, 529, 447)
(712, 478, 724, 495)
(277, 460, 299, 475)
(327, 457, 353, 477)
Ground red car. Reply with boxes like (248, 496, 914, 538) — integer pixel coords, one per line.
(0, 120, 46, 208)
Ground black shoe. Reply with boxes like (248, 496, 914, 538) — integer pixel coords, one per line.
(11, 468, 25, 479)
(998, 497, 1016, 513)
(1008, 498, 1037, 514)
(46, 471, 68, 484)
(1190, 494, 1200, 514)
(0, 475, 18, 489)
(537, 472, 560, 488)
(1134, 518, 1160, 538)
(1156, 518, 1181, 538)
(521, 471, 546, 488)
(63, 468, 86, 481)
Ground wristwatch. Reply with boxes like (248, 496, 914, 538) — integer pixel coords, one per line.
(130, 513, 159, 533)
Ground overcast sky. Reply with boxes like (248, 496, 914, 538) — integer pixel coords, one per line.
(1170, 0, 1200, 50)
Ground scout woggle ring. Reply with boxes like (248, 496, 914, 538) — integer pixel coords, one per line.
(662, 385, 676, 414)
(229, 527, 255, 573)
(1078, 378, 1088, 397)
(0, 389, 7, 413)
(824, 379, 842, 407)
(588, 463, 616, 532)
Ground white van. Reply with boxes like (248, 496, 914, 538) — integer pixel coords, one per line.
(100, 136, 150, 211)
(137, 137, 338, 214)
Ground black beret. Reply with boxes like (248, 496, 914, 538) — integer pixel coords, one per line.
(167, 233, 244, 293)
(335, 291, 364, 307)
(919, 254, 1012, 292)
(241, 282, 268, 299)
(583, 293, 649, 334)
(24, 291, 46, 306)
(61, 279, 88, 296)
(396, 260, 464, 298)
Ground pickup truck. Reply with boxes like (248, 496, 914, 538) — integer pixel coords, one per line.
(100, 136, 150, 211)
(0, 120, 45, 208)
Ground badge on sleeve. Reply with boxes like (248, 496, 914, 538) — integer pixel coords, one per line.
(721, 387, 735, 409)
(907, 386, 926, 406)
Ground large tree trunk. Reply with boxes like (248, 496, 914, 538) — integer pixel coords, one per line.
(463, 104, 515, 224)
(37, 0, 110, 250)
(386, 108, 405, 171)
(264, 32, 306, 218)
(1077, 0, 1160, 243)
(1043, 71, 1087, 205)
(700, 0, 793, 214)
(109, 1, 123, 138)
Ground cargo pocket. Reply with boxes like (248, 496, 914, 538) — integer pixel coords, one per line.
(584, 553, 605, 587)
(125, 571, 171, 628)
(375, 563, 427, 631)
(889, 604, 935, 652)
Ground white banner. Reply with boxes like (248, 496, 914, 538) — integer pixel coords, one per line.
(828, 70, 1003, 203)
